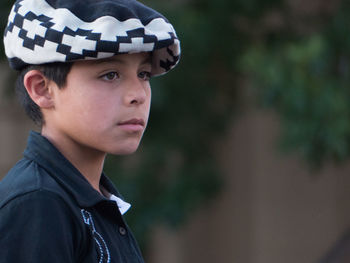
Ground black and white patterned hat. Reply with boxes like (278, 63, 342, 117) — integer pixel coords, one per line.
(3, 0, 180, 76)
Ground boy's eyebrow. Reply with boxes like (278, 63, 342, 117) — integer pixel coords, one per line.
(142, 56, 152, 66)
(138, 55, 152, 66)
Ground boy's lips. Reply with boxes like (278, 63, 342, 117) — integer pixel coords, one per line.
(117, 118, 145, 132)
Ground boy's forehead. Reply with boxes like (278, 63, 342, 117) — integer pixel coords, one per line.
(4, 0, 180, 76)
(78, 53, 152, 68)
(94, 53, 152, 65)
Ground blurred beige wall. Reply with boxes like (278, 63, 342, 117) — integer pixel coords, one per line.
(0, 62, 36, 177)
(149, 108, 350, 263)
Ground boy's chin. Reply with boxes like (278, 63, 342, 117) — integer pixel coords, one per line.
(112, 149, 138, 156)
(108, 145, 140, 156)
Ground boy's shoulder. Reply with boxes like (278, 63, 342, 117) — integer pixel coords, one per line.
(0, 157, 72, 210)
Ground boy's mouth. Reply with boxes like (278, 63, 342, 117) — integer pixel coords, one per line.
(117, 118, 145, 132)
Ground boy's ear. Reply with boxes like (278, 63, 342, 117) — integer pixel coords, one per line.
(23, 70, 54, 108)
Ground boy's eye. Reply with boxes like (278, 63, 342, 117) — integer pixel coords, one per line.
(138, 71, 151, 81)
(101, 72, 119, 81)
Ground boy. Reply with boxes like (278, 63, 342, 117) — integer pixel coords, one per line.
(0, 0, 180, 262)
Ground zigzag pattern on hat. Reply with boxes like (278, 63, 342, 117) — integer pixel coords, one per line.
(4, 0, 180, 76)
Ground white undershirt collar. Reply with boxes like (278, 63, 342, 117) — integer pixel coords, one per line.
(100, 185, 131, 215)
(109, 194, 131, 215)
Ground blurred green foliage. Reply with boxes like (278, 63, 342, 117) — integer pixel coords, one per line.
(0, 1, 12, 56)
(240, 0, 350, 166)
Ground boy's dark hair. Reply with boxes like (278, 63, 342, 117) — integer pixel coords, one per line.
(16, 62, 73, 126)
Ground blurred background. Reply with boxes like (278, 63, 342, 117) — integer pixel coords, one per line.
(1, 0, 350, 262)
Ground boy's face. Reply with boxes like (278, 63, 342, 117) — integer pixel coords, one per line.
(45, 52, 152, 156)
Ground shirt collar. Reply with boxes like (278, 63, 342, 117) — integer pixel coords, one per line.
(23, 131, 131, 214)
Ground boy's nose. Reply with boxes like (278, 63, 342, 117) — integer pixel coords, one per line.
(124, 79, 148, 106)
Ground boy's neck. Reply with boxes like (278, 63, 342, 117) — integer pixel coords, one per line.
(41, 127, 106, 194)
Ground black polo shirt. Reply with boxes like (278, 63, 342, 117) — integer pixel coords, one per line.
(0, 131, 144, 263)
